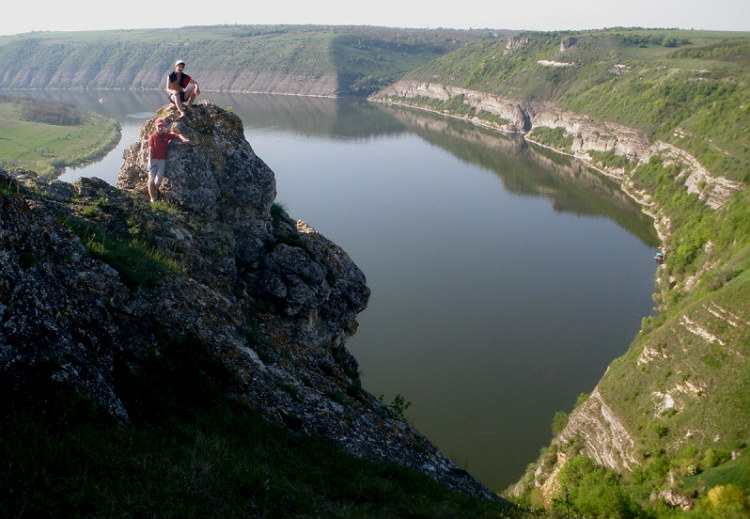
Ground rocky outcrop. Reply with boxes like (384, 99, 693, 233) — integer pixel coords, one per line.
(505, 36, 531, 54)
(523, 103, 745, 210)
(0, 102, 500, 501)
(560, 37, 578, 52)
(507, 388, 639, 505)
(557, 389, 638, 471)
(375, 81, 530, 132)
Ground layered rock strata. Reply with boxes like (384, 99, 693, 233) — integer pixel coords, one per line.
(374, 80, 743, 210)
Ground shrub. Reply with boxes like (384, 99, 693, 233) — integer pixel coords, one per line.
(529, 127, 574, 151)
(551, 411, 569, 436)
(19, 98, 84, 126)
(553, 454, 636, 518)
(702, 448, 732, 470)
(696, 484, 750, 519)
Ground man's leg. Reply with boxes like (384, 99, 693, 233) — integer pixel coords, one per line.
(184, 86, 198, 109)
(170, 93, 187, 116)
(147, 176, 157, 202)
(149, 160, 166, 202)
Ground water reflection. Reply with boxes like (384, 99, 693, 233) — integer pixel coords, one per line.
(380, 105, 658, 246)
(2, 89, 657, 492)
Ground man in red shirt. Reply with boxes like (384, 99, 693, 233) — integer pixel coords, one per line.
(146, 119, 191, 202)
(166, 59, 200, 118)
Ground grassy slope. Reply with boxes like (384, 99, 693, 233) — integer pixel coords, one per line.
(403, 28, 750, 182)
(0, 96, 120, 175)
(0, 332, 513, 519)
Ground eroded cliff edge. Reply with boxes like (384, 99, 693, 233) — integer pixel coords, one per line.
(373, 80, 744, 214)
(0, 102, 498, 501)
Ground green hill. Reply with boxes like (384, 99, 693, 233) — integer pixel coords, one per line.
(398, 28, 749, 182)
(0, 25, 496, 96)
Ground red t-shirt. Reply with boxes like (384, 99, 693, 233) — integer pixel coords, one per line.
(147, 132, 179, 160)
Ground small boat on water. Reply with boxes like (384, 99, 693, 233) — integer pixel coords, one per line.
(654, 251, 666, 263)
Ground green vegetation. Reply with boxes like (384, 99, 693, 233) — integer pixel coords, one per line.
(379, 393, 413, 421)
(550, 411, 569, 436)
(512, 166, 750, 517)
(590, 149, 633, 171)
(393, 27, 750, 519)
(0, 335, 514, 519)
(634, 158, 750, 285)
(527, 127, 574, 152)
(510, 155, 750, 517)
(553, 455, 637, 518)
(397, 33, 750, 507)
(61, 188, 185, 288)
(0, 95, 120, 176)
(402, 29, 749, 182)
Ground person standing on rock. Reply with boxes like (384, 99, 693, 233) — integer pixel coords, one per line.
(166, 59, 200, 118)
(146, 119, 191, 203)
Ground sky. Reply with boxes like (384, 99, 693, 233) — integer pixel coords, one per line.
(0, 0, 748, 36)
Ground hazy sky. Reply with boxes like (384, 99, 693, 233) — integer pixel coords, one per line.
(0, 0, 748, 36)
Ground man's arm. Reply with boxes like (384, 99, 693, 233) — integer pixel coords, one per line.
(188, 77, 200, 95)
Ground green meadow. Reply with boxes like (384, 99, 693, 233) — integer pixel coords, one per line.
(0, 95, 120, 176)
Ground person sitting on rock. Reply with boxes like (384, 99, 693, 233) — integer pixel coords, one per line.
(166, 59, 200, 118)
(146, 119, 191, 203)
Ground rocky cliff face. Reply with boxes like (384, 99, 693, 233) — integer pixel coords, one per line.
(373, 80, 744, 211)
(376, 81, 531, 132)
(0, 39, 342, 96)
(0, 102, 498, 501)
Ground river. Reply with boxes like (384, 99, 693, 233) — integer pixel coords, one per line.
(11, 89, 658, 492)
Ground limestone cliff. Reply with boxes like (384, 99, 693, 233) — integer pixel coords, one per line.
(373, 80, 744, 212)
(0, 102, 498, 501)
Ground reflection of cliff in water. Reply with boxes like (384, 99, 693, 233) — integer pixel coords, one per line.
(3, 89, 167, 120)
(379, 105, 659, 247)
(220, 92, 408, 140)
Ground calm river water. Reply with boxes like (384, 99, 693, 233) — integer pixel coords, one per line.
(17, 89, 658, 492)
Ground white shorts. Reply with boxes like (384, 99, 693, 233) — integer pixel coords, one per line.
(149, 159, 167, 183)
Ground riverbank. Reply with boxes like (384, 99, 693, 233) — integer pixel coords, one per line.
(0, 94, 120, 176)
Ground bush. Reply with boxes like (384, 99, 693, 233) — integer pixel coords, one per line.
(551, 411, 569, 436)
(702, 449, 732, 470)
(695, 484, 750, 519)
(19, 98, 84, 126)
(553, 454, 636, 518)
(528, 127, 574, 150)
